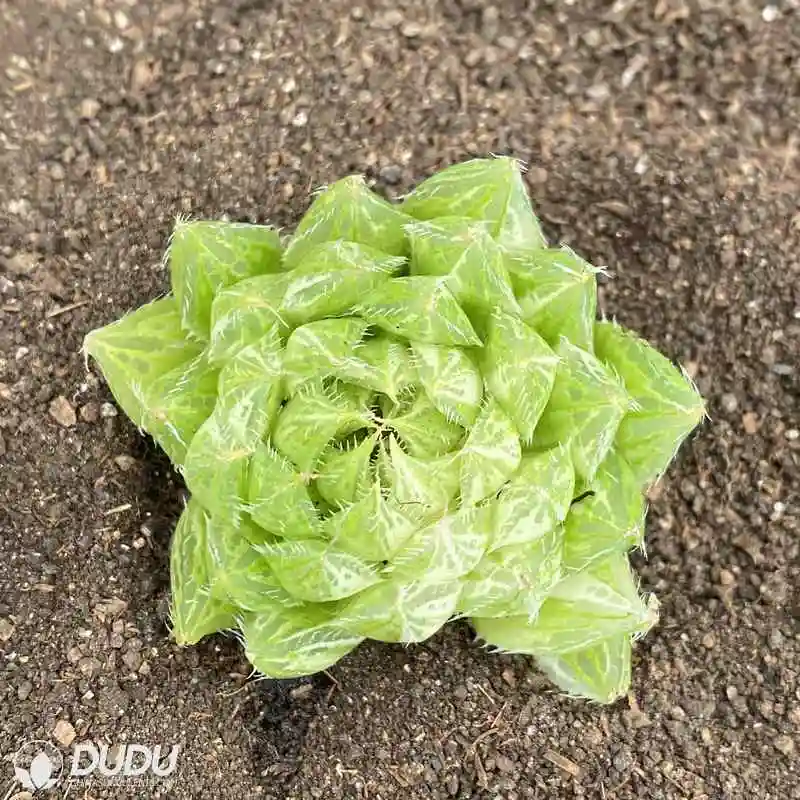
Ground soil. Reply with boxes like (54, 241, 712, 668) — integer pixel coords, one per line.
(1, 1, 798, 798)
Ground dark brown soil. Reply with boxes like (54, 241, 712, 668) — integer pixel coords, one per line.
(1, 1, 798, 798)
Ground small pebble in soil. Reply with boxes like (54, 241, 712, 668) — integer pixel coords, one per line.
(49, 396, 77, 427)
(53, 718, 76, 746)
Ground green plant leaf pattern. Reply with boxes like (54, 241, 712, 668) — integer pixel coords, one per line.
(86, 157, 703, 702)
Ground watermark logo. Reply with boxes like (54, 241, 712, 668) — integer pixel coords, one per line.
(12, 740, 63, 792)
(10, 740, 179, 793)
(72, 743, 180, 779)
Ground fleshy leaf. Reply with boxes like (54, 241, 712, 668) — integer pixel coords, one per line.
(139, 351, 220, 465)
(490, 446, 575, 550)
(271, 382, 374, 473)
(535, 635, 632, 704)
(326, 479, 418, 561)
(208, 274, 290, 364)
(169, 219, 282, 340)
(594, 321, 706, 487)
(182, 414, 249, 524)
(459, 526, 563, 618)
(281, 240, 404, 325)
(170, 500, 237, 645)
(248, 443, 320, 538)
(259, 539, 380, 602)
(283, 175, 410, 268)
(338, 576, 461, 642)
(356, 277, 481, 347)
(204, 511, 305, 611)
(388, 506, 492, 582)
(355, 334, 417, 400)
(407, 217, 520, 317)
(474, 553, 658, 656)
(240, 605, 363, 678)
(384, 436, 460, 521)
(411, 343, 483, 426)
(533, 339, 631, 482)
(283, 317, 381, 395)
(183, 332, 283, 523)
(315, 434, 377, 507)
(479, 309, 559, 442)
(84, 296, 203, 428)
(513, 246, 599, 351)
(562, 450, 645, 571)
(401, 157, 546, 254)
(460, 399, 522, 505)
(386, 391, 464, 458)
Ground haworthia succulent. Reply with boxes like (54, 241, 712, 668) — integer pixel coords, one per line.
(473, 553, 658, 656)
(512, 245, 599, 351)
(533, 339, 631, 483)
(170, 219, 283, 340)
(283, 175, 410, 269)
(83, 296, 205, 433)
(594, 321, 706, 487)
(535, 634, 633, 704)
(402, 157, 547, 254)
(169, 500, 238, 645)
(562, 450, 646, 571)
(406, 216, 520, 318)
(240, 605, 364, 678)
(86, 157, 703, 703)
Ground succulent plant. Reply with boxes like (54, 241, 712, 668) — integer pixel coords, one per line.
(84, 157, 704, 703)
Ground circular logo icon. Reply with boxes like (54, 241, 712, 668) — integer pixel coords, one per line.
(12, 740, 63, 792)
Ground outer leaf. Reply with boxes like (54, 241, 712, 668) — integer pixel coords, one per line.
(479, 309, 559, 442)
(183, 332, 283, 523)
(181, 414, 250, 524)
(490, 446, 575, 551)
(281, 240, 405, 325)
(240, 605, 363, 679)
(170, 500, 237, 645)
(248, 443, 320, 538)
(338, 576, 461, 642)
(407, 217, 520, 317)
(562, 450, 646, 571)
(356, 277, 481, 347)
(594, 321, 706, 487)
(401, 157, 546, 254)
(474, 554, 658, 656)
(411, 342, 483, 426)
(138, 351, 220, 465)
(204, 511, 305, 612)
(533, 339, 631, 483)
(326, 480, 418, 561)
(513, 246, 598, 351)
(388, 505, 492, 582)
(459, 526, 563, 618)
(535, 635, 632, 704)
(83, 296, 202, 429)
(169, 219, 282, 339)
(460, 399, 522, 505)
(259, 539, 379, 602)
(208, 273, 290, 364)
(283, 175, 410, 268)
(271, 382, 374, 473)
